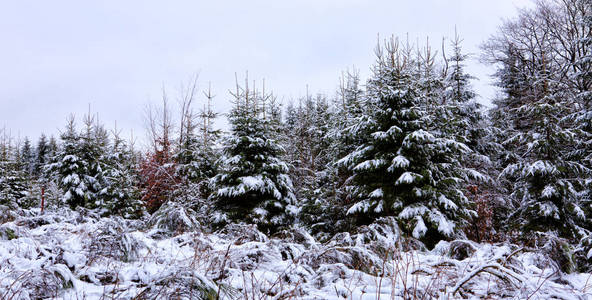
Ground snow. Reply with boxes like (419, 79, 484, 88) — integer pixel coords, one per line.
(438, 194, 458, 210)
(389, 155, 409, 169)
(541, 184, 556, 199)
(368, 188, 383, 198)
(525, 160, 558, 177)
(1, 209, 592, 299)
(404, 129, 435, 145)
(353, 158, 386, 171)
(538, 201, 560, 219)
(412, 216, 427, 238)
(395, 171, 421, 185)
(430, 210, 455, 236)
(347, 200, 371, 214)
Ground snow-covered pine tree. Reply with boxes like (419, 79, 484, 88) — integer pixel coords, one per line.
(47, 136, 58, 162)
(51, 116, 88, 209)
(332, 69, 366, 164)
(78, 113, 108, 209)
(14, 137, 39, 208)
(100, 126, 143, 218)
(440, 33, 497, 241)
(482, 37, 541, 240)
(0, 134, 28, 208)
(19, 137, 34, 177)
(283, 93, 331, 196)
(483, 5, 591, 241)
(296, 69, 363, 238)
(295, 93, 335, 233)
(442, 33, 487, 154)
(48, 113, 108, 210)
(306, 69, 367, 236)
(282, 93, 316, 200)
(34, 134, 49, 177)
(339, 38, 474, 247)
(501, 91, 588, 240)
(211, 78, 296, 233)
(573, 0, 592, 201)
(174, 82, 220, 205)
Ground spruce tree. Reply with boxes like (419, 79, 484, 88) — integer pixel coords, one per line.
(49, 114, 108, 209)
(310, 69, 367, 236)
(0, 138, 28, 208)
(51, 117, 87, 208)
(501, 92, 588, 240)
(100, 128, 143, 218)
(339, 38, 474, 246)
(34, 134, 49, 177)
(441, 33, 497, 241)
(174, 84, 220, 204)
(20, 137, 34, 176)
(211, 80, 295, 233)
(77, 113, 108, 209)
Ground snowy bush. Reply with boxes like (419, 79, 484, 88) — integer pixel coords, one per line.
(146, 200, 200, 238)
(0, 208, 591, 298)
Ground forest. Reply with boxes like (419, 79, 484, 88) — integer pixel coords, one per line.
(2, 0, 592, 298)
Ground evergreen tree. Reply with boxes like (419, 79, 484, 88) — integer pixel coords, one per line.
(441, 33, 497, 241)
(339, 38, 475, 247)
(51, 116, 87, 209)
(34, 134, 49, 177)
(0, 136, 28, 208)
(211, 80, 296, 233)
(20, 137, 34, 176)
(48, 136, 58, 162)
(100, 128, 143, 218)
(306, 69, 367, 236)
(78, 114, 109, 209)
(501, 92, 588, 240)
(49, 114, 108, 209)
(174, 83, 220, 204)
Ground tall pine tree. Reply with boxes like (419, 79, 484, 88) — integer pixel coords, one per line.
(339, 38, 475, 247)
(211, 78, 296, 233)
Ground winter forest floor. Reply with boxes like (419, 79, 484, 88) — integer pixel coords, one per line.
(1, 204, 591, 300)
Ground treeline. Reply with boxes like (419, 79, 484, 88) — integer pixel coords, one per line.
(1, 0, 592, 271)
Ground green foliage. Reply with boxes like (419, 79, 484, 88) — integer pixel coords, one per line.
(501, 97, 589, 240)
(339, 38, 477, 247)
(211, 82, 296, 233)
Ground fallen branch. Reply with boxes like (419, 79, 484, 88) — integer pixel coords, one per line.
(452, 263, 525, 295)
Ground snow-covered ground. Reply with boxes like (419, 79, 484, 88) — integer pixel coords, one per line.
(1, 205, 591, 299)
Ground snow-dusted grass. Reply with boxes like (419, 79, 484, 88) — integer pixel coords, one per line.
(1, 207, 591, 299)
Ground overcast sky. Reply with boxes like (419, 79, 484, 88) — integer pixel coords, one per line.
(0, 0, 532, 144)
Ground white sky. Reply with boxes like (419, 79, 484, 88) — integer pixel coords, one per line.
(0, 0, 533, 144)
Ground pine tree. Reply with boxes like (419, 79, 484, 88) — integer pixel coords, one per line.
(51, 116, 87, 209)
(211, 79, 296, 233)
(307, 69, 367, 236)
(77, 113, 108, 209)
(339, 38, 474, 247)
(48, 136, 58, 161)
(174, 83, 220, 204)
(20, 137, 34, 176)
(501, 92, 588, 240)
(441, 33, 497, 241)
(34, 134, 49, 177)
(100, 127, 143, 218)
(294, 93, 341, 233)
(48, 113, 110, 210)
(0, 134, 28, 208)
